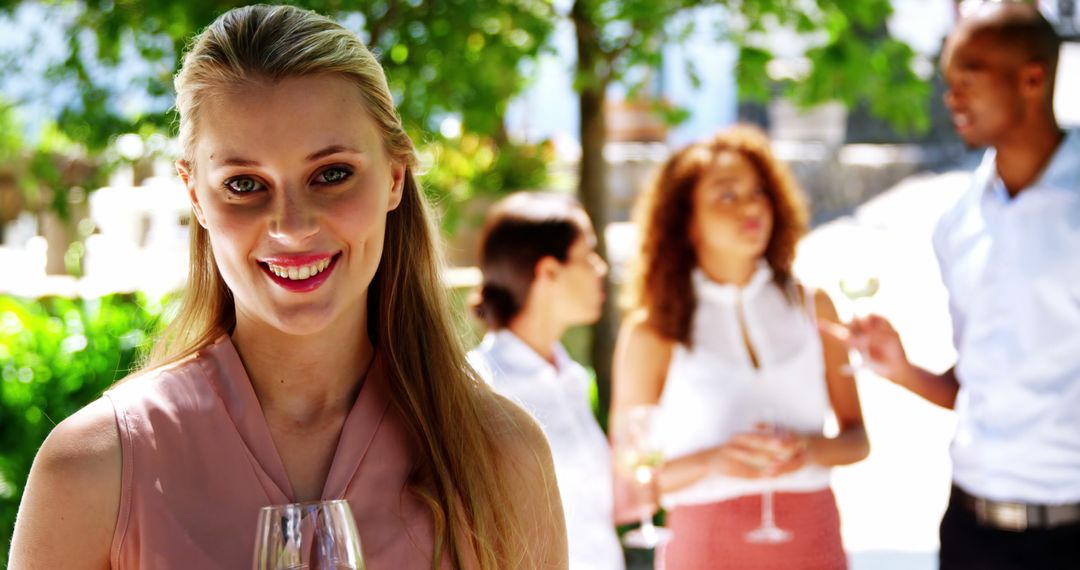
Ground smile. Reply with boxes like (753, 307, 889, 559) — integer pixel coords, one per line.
(257, 252, 341, 293)
(266, 258, 331, 280)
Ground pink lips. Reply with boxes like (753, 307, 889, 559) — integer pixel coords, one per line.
(258, 252, 340, 293)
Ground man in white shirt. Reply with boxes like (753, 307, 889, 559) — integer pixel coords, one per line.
(844, 2, 1080, 568)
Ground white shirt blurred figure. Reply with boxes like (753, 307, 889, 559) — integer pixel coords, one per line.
(843, 4, 1080, 568)
(468, 192, 624, 570)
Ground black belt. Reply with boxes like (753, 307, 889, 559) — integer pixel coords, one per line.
(952, 485, 1080, 532)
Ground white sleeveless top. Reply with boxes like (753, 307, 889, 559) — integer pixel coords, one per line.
(655, 262, 833, 508)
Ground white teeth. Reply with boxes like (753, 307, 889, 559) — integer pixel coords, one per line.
(265, 258, 332, 281)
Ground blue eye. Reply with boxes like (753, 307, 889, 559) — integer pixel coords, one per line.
(223, 176, 265, 194)
(316, 166, 353, 185)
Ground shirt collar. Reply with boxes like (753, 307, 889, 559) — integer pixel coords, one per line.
(692, 259, 773, 305)
(978, 129, 1080, 203)
(1036, 129, 1080, 193)
(482, 328, 570, 376)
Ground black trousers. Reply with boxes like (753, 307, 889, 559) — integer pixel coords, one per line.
(939, 490, 1080, 570)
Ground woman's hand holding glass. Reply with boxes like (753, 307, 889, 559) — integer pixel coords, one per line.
(716, 428, 809, 479)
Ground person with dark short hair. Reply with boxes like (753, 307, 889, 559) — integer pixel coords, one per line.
(836, 2, 1080, 568)
(469, 192, 624, 570)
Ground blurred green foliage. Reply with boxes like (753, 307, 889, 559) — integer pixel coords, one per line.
(0, 0, 555, 151)
(0, 1, 556, 240)
(422, 135, 553, 234)
(0, 293, 169, 564)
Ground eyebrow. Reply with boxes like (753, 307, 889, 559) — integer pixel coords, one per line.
(306, 144, 363, 161)
(210, 144, 364, 167)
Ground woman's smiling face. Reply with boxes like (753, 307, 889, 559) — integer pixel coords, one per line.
(180, 73, 404, 336)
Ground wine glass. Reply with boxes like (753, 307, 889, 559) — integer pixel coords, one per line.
(744, 412, 793, 544)
(838, 274, 880, 376)
(253, 499, 365, 570)
(613, 404, 673, 550)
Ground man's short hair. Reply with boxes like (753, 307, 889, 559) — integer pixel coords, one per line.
(962, 0, 1062, 70)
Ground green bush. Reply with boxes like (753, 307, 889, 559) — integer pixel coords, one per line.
(0, 293, 167, 564)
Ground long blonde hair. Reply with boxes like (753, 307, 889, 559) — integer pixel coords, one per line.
(150, 5, 531, 567)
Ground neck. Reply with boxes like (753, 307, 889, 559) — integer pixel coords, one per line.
(697, 253, 759, 287)
(506, 307, 564, 366)
(232, 308, 373, 429)
(994, 114, 1064, 197)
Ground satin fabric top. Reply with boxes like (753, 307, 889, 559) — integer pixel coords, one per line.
(655, 262, 832, 508)
(103, 335, 446, 569)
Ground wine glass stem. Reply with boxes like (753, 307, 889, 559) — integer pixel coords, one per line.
(761, 486, 776, 528)
(641, 513, 656, 539)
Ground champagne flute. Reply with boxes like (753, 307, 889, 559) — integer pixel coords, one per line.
(253, 499, 365, 570)
(614, 404, 673, 550)
(744, 411, 793, 544)
(838, 274, 880, 376)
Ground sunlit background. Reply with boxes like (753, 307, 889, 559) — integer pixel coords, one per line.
(1, 0, 1078, 567)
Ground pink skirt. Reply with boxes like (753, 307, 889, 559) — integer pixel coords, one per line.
(658, 488, 847, 570)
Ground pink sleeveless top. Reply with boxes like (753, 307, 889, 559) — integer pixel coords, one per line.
(103, 335, 444, 569)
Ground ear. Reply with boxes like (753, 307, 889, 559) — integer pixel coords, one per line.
(1019, 62, 1049, 99)
(176, 159, 208, 229)
(534, 256, 562, 285)
(387, 161, 406, 211)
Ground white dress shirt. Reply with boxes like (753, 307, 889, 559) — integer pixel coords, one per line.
(933, 130, 1080, 504)
(469, 330, 625, 570)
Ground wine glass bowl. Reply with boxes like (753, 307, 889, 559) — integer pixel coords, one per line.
(837, 274, 881, 377)
(838, 276, 880, 302)
(253, 499, 365, 570)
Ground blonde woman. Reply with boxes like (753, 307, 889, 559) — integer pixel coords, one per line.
(9, 5, 566, 569)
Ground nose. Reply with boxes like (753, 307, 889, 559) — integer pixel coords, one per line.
(943, 88, 959, 111)
(592, 252, 609, 278)
(741, 194, 768, 216)
(268, 188, 319, 246)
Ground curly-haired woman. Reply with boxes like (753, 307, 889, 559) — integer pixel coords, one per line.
(612, 125, 868, 569)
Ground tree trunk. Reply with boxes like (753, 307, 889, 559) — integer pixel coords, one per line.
(574, 3, 616, 424)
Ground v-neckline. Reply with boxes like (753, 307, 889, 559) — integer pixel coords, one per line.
(204, 335, 393, 503)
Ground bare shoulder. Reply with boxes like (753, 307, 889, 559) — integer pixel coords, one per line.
(39, 396, 121, 468)
(9, 397, 120, 569)
(612, 309, 673, 408)
(614, 309, 674, 376)
(812, 287, 841, 324)
(618, 309, 672, 353)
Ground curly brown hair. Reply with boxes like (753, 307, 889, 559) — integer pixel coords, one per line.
(627, 124, 809, 346)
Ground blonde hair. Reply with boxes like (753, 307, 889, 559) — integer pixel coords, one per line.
(151, 5, 532, 567)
